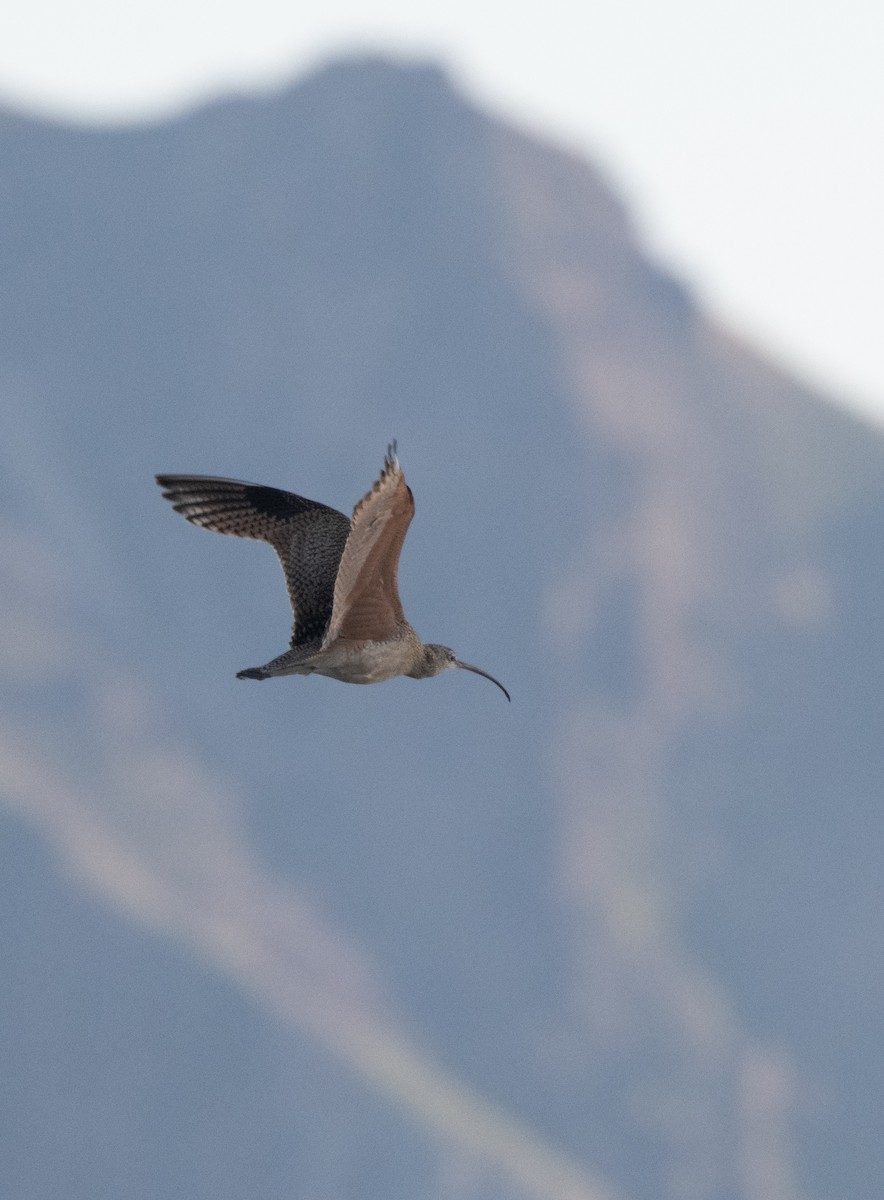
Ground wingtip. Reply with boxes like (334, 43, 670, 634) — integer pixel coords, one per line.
(385, 440, 399, 471)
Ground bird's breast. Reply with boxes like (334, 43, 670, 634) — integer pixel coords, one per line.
(311, 636, 419, 685)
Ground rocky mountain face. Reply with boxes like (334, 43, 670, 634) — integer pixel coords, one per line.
(1, 56, 882, 1200)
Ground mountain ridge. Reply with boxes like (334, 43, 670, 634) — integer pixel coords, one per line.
(2, 54, 882, 1200)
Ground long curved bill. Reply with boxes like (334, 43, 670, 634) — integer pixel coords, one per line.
(454, 659, 511, 702)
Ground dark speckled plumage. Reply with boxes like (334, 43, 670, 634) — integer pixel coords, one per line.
(154, 474, 350, 648)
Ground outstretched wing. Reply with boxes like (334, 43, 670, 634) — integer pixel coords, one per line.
(323, 443, 415, 646)
(155, 475, 351, 647)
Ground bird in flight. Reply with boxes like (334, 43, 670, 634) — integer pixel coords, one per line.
(156, 443, 510, 700)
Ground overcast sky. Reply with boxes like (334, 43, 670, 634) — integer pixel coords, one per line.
(2, 0, 882, 424)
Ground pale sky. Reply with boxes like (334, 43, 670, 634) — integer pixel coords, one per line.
(2, 0, 883, 424)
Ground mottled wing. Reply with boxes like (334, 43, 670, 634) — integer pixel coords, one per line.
(323, 444, 415, 645)
(155, 475, 351, 647)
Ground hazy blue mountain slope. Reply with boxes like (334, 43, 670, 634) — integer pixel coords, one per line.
(0, 813, 424, 1200)
(1, 56, 882, 1200)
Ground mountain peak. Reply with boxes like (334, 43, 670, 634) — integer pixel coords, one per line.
(1, 54, 882, 1200)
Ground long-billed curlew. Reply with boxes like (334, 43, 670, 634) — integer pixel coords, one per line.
(156, 444, 510, 700)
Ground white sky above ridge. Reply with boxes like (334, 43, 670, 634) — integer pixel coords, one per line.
(2, 0, 882, 425)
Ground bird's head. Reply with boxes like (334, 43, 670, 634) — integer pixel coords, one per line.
(412, 643, 510, 701)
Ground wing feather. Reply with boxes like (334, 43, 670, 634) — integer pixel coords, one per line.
(155, 474, 351, 647)
(323, 444, 414, 645)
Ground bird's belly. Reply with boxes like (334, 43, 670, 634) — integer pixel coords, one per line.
(312, 639, 414, 685)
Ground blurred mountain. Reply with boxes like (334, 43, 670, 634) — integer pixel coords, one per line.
(1, 56, 882, 1200)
